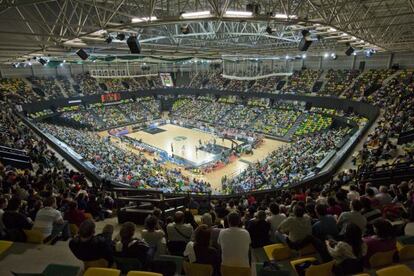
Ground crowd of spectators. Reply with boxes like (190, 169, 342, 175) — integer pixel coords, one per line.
(282, 70, 322, 94)
(38, 123, 212, 194)
(321, 69, 360, 96)
(223, 128, 350, 193)
(28, 77, 63, 99)
(0, 78, 37, 103)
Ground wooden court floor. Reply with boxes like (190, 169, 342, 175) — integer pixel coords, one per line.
(98, 124, 287, 192)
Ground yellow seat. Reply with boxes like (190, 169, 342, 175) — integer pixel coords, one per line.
(83, 258, 109, 270)
(397, 244, 414, 261)
(369, 250, 396, 269)
(263, 243, 291, 261)
(376, 264, 414, 276)
(221, 265, 251, 276)
(127, 272, 162, 276)
(0, 240, 13, 254)
(183, 262, 213, 276)
(291, 258, 334, 276)
(23, 229, 46, 244)
(69, 224, 79, 236)
(84, 268, 120, 276)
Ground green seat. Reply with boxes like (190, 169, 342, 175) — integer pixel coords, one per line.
(11, 264, 80, 276)
(114, 257, 142, 274)
(156, 254, 184, 275)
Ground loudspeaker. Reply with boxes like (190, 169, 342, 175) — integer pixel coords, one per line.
(76, 49, 89, 60)
(127, 36, 141, 54)
(345, 46, 354, 56)
(298, 36, 312, 51)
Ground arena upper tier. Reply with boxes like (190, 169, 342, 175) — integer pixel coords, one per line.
(1, 69, 413, 195)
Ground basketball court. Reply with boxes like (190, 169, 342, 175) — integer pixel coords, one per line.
(100, 123, 287, 191)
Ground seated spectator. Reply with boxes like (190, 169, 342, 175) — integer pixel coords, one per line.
(114, 222, 151, 267)
(347, 185, 360, 201)
(87, 194, 104, 221)
(218, 212, 251, 268)
(337, 199, 367, 235)
(142, 215, 165, 257)
(360, 197, 382, 235)
(363, 219, 396, 266)
(64, 201, 87, 227)
(312, 204, 339, 240)
(247, 210, 271, 248)
(375, 186, 393, 206)
(28, 199, 43, 222)
(33, 196, 70, 242)
(0, 196, 8, 238)
(363, 188, 380, 209)
(278, 205, 312, 249)
(404, 205, 414, 236)
(266, 202, 286, 242)
(326, 223, 367, 274)
(166, 211, 193, 255)
(327, 197, 342, 217)
(69, 219, 113, 264)
(184, 210, 198, 230)
(2, 197, 33, 242)
(184, 224, 220, 275)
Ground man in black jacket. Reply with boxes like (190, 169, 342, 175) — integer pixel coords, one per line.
(69, 219, 113, 264)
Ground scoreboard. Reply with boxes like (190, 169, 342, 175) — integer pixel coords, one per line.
(101, 93, 121, 103)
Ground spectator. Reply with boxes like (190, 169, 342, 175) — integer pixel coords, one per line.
(69, 219, 113, 264)
(327, 197, 342, 217)
(312, 204, 339, 240)
(364, 188, 380, 209)
(337, 199, 367, 235)
(166, 211, 193, 256)
(347, 185, 360, 201)
(247, 210, 271, 248)
(218, 212, 251, 268)
(2, 197, 32, 242)
(266, 202, 286, 242)
(0, 196, 8, 238)
(326, 223, 367, 274)
(360, 197, 382, 235)
(142, 215, 165, 257)
(184, 224, 220, 275)
(363, 219, 396, 265)
(114, 222, 151, 267)
(278, 205, 312, 249)
(375, 186, 393, 206)
(33, 196, 70, 241)
(184, 210, 198, 230)
(64, 201, 87, 227)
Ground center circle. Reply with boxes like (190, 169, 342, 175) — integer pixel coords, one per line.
(173, 136, 187, 141)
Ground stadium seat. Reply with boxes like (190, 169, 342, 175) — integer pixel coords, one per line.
(83, 258, 109, 270)
(263, 243, 292, 261)
(291, 257, 335, 276)
(221, 265, 251, 276)
(183, 261, 213, 276)
(376, 264, 414, 276)
(114, 257, 142, 274)
(69, 224, 79, 236)
(84, 268, 120, 276)
(23, 229, 46, 244)
(0, 240, 13, 255)
(369, 250, 396, 268)
(156, 254, 184, 275)
(12, 263, 81, 276)
(126, 272, 162, 276)
(397, 244, 414, 261)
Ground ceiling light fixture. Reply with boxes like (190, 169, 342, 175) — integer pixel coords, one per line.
(225, 10, 253, 17)
(131, 16, 157, 23)
(181, 10, 211, 19)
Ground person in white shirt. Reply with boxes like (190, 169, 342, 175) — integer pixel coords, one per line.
(347, 185, 360, 201)
(218, 212, 251, 268)
(337, 199, 367, 235)
(33, 196, 70, 241)
(278, 205, 312, 248)
(266, 203, 286, 242)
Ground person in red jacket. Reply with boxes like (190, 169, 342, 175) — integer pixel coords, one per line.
(64, 201, 87, 227)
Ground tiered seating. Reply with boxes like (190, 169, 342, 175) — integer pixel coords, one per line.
(253, 108, 301, 137)
(294, 113, 332, 136)
(321, 69, 360, 96)
(57, 76, 79, 97)
(250, 76, 283, 93)
(192, 101, 234, 124)
(344, 69, 395, 99)
(73, 73, 103, 95)
(282, 69, 322, 93)
(220, 105, 263, 129)
(0, 78, 37, 103)
(28, 77, 63, 99)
